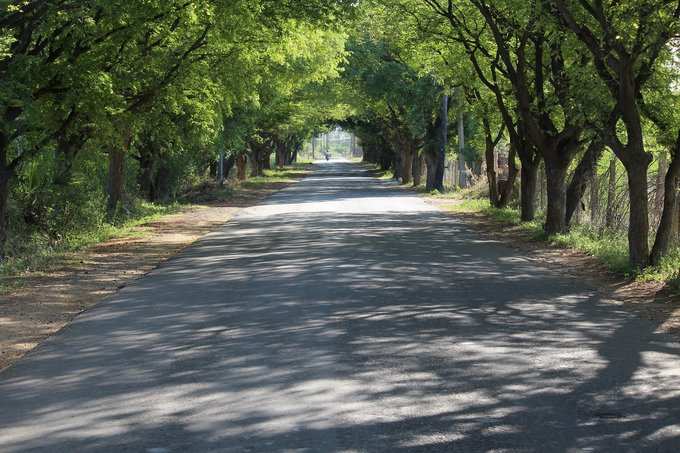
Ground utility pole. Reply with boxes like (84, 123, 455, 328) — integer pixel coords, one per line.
(312, 135, 316, 160)
(458, 111, 466, 188)
(435, 93, 448, 192)
(442, 96, 449, 153)
(457, 87, 467, 188)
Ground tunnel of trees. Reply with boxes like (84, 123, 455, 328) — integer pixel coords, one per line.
(1, 0, 679, 275)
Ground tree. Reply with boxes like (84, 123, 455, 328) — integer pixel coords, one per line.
(550, 0, 680, 268)
(0, 0, 355, 255)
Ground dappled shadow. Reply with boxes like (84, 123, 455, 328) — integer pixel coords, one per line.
(1, 162, 679, 452)
(0, 176, 308, 371)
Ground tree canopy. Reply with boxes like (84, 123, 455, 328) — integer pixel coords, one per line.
(1, 0, 679, 274)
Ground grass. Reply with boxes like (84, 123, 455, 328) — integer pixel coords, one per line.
(430, 191, 680, 290)
(0, 202, 183, 292)
(639, 248, 680, 291)
(241, 165, 313, 188)
(551, 227, 631, 274)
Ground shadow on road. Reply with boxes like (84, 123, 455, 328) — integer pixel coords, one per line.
(1, 163, 679, 452)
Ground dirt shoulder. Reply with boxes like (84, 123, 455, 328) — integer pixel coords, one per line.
(426, 197, 680, 339)
(0, 177, 302, 371)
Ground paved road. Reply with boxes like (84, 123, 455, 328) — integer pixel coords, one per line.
(1, 162, 680, 452)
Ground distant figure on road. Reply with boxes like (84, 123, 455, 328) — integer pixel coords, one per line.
(324, 152, 330, 161)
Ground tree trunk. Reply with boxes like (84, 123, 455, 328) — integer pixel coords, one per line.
(107, 147, 125, 218)
(223, 154, 236, 180)
(676, 195, 680, 242)
(421, 94, 448, 192)
(0, 168, 10, 257)
(425, 153, 436, 191)
(650, 138, 680, 265)
(605, 157, 617, 229)
(497, 146, 518, 208)
(275, 144, 286, 168)
(425, 150, 445, 192)
(218, 146, 225, 185)
(480, 112, 502, 207)
(538, 163, 546, 212)
(626, 161, 651, 269)
(484, 129, 500, 206)
(138, 141, 157, 201)
(457, 111, 467, 188)
(544, 157, 569, 235)
(262, 151, 272, 170)
(250, 148, 260, 177)
(390, 144, 401, 181)
(566, 140, 605, 227)
(655, 152, 668, 222)
(437, 94, 448, 191)
(0, 128, 13, 256)
(413, 151, 423, 187)
(590, 168, 600, 225)
(618, 74, 652, 269)
(401, 146, 413, 185)
(520, 161, 538, 221)
(249, 143, 269, 177)
(236, 154, 247, 181)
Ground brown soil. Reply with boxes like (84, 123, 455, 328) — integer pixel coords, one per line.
(427, 198, 680, 339)
(0, 179, 296, 372)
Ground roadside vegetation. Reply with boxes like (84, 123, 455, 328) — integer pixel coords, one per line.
(0, 2, 352, 288)
(1, 163, 309, 291)
(1, 201, 179, 282)
(346, 1, 680, 293)
(1, 1, 679, 295)
(432, 185, 680, 292)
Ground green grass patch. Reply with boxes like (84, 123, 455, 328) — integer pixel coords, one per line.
(551, 228, 630, 274)
(442, 198, 546, 238)
(265, 163, 313, 178)
(639, 248, 680, 290)
(1, 201, 183, 291)
(240, 164, 313, 188)
(444, 198, 489, 213)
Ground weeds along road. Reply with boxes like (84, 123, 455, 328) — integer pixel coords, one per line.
(1, 162, 679, 452)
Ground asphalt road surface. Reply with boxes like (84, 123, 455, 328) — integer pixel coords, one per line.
(1, 162, 680, 452)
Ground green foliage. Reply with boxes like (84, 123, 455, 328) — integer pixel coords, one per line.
(639, 248, 680, 291)
(0, 0, 354, 250)
(552, 229, 631, 274)
(1, 0, 679, 293)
